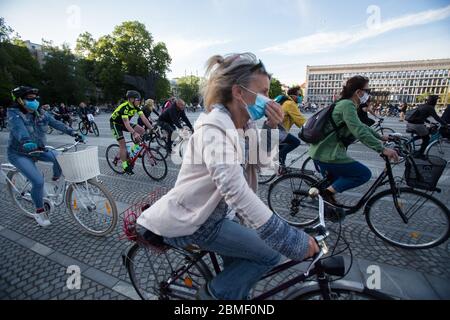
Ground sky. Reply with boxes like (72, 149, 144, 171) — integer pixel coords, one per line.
(1, 0, 450, 85)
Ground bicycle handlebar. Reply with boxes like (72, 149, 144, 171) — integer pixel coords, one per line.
(29, 139, 84, 156)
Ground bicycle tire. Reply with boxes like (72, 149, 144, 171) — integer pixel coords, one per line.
(268, 173, 320, 227)
(6, 170, 35, 219)
(106, 144, 126, 175)
(427, 140, 450, 163)
(142, 148, 168, 181)
(365, 187, 450, 249)
(301, 156, 318, 174)
(78, 121, 88, 135)
(258, 171, 276, 185)
(66, 179, 118, 237)
(285, 281, 393, 300)
(375, 127, 395, 135)
(125, 244, 213, 300)
(92, 122, 100, 137)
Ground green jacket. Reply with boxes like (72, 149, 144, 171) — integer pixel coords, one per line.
(309, 99, 384, 164)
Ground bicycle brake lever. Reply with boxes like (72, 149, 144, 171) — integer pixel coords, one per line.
(304, 244, 326, 278)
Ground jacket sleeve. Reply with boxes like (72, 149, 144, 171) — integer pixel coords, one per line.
(341, 105, 384, 153)
(170, 107, 183, 129)
(428, 106, 446, 125)
(181, 111, 194, 131)
(7, 110, 31, 143)
(202, 126, 273, 229)
(285, 101, 307, 128)
(47, 112, 75, 136)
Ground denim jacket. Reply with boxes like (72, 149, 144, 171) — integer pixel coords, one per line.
(7, 105, 75, 153)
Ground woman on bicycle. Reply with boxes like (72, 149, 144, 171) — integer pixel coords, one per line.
(138, 53, 319, 300)
(7, 86, 84, 227)
(309, 76, 399, 208)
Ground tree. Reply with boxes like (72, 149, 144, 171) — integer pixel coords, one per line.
(269, 77, 284, 99)
(0, 19, 41, 105)
(416, 92, 430, 103)
(74, 21, 172, 102)
(0, 17, 14, 43)
(177, 76, 201, 104)
(40, 42, 94, 104)
(154, 77, 171, 102)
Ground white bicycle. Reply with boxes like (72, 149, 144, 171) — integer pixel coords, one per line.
(1, 139, 118, 237)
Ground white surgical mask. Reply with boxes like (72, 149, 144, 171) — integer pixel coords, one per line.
(359, 91, 370, 105)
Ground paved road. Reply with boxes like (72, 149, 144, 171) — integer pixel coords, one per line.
(0, 112, 449, 300)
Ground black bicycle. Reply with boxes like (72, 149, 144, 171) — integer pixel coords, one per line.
(121, 189, 393, 301)
(268, 136, 450, 249)
(79, 114, 100, 137)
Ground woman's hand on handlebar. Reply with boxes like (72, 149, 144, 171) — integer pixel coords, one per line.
(383, 147, 400, 163)
(305, 236, 321, 259)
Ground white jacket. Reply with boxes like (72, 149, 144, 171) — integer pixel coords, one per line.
(137, 105, 275, 238)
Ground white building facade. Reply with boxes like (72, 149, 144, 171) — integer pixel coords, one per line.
(305, 59, 450, 106)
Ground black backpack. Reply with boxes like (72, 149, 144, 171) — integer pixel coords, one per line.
(299, 103, 347, 144)
(405, 108, 420, 123)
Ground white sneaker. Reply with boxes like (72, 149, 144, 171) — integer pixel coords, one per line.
(33, 212, 52, 228)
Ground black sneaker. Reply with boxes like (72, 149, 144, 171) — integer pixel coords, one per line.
(324, 206, 346, 223)
(321, 189, 338, 206)
(124, 164, 135, 175)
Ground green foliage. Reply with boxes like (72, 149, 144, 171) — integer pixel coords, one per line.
(269, 77, 284, 99)
(1, 18, 172, 105)
(177, 76, 201, 104)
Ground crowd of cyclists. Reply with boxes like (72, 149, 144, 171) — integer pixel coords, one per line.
(2, 52, 450, 301)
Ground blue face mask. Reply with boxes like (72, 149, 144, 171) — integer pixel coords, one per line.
(240, 86, 271, 121)
(24, 99, 40, 111)
(297, 96, 303, 104)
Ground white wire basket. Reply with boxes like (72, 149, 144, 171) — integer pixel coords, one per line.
(56, 147, 101, 183)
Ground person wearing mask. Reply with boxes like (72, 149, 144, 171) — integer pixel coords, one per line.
(406, 95, 447, 158)
(275, 86, 306, 174)
(309, 76, 399, 213)
(7, 86, 84, 227)
(137, 53, 319, 300)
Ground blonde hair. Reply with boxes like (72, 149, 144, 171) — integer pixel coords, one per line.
(144, 99, 155, 111)
(201, 53, 269, 112)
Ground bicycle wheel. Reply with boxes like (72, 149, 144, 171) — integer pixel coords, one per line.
(258, 169, 276, 185)
(92, 122, 100, 137)
(287, 283, 392, 300)
(365, 188, 450, 249)
(66, 179, 118, 237)
(125, 244, 213, 300)
(6, 170, 35, 218)
(142, 148, 168, 181)
(78, 121, 88, 135)
(106, 144, 125, 175)
(268, 173, 320, 227)
(427, 140, 450, 164)
(375, 127, 395, 135)
(301, 157, 318, 174)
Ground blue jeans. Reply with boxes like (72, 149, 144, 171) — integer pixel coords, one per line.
(164, 204, 281, 300)
(7, 149, 62, 210)
(314, 160, 372, 193)
(279, 134, 301, 166)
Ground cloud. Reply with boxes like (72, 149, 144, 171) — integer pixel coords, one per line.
(261, 4, 450, 55)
